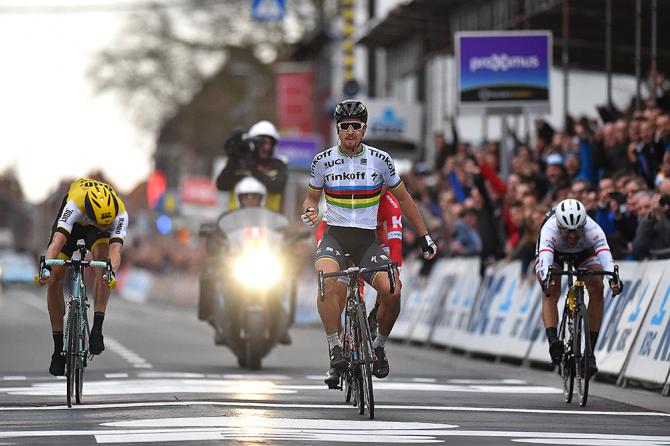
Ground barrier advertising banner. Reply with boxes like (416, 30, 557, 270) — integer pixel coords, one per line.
(431, 258, 481, 349)
(595, 262, 659, 375)
(411, 259, 464, 344)
(495, 275, 544, 359)
(389, 260, 426, 340)
(463, 262, 524, 356)
(456, 31, 551, 113)
(623, 260, 670, 385)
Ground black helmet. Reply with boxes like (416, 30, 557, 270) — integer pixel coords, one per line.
(334, 99, 367, 123)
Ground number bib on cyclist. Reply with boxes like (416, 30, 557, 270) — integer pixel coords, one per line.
(309, 145, 402, 230)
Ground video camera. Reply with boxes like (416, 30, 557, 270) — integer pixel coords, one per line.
(224, 129, 252, 158)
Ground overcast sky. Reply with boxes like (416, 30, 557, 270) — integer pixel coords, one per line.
(0, 1, 155, 203)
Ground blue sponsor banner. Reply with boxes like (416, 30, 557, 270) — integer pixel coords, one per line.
(457, 31, 552, 111)
(251, 0, 285, 22)
(275, 136, 321, 171)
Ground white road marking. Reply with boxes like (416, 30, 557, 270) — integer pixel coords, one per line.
(0, 379, 295, 397)
(0, 378, 563, 397)
(104, 338, 153, 369)
(104, 373, 128, 379)
(0, 417, 669, 444)
(447, 379, 527, 384)
(1, 376, 26, 381)
(412, 378, 437, 383)
(281, 382, 563, 394)
(0, 400, 667, 417)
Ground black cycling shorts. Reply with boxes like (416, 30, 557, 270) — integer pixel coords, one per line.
(48, 196, 111, 259)
(315, 225, 390, 284)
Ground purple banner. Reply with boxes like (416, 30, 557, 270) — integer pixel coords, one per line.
(457, 31, 551, 109)
(275, 136, 322, 171)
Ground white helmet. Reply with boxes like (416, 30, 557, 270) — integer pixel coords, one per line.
(555, 198, 587, 230)
(247, 120, 279, 141)
(234, 177, 267, 208)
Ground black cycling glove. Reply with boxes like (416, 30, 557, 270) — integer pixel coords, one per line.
(419, 234, 437, 259)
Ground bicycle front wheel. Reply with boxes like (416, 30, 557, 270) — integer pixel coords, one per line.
(65, 303, 78, 408)
(575, 302, 592, 407)
(356, 305, 374, 419)
(558, 304, 574, 403)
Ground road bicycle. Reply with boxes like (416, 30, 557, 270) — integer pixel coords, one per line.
(545, 258, 620, 407)
(318, 260, 397, 419)
(39, 244, 113, 408)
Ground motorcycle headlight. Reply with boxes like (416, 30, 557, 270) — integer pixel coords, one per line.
(232, 247, 283, 291)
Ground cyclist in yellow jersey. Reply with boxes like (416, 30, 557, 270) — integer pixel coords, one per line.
(35, 178, 128, 376)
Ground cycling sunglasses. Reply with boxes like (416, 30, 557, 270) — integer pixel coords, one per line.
(558, 226, 584, 236)
(337, 121, 365, 131)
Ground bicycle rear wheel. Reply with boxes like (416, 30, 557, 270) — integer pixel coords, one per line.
(356, 305, 374, 419)
(558, 304, 574, 403)
(65, 303, 78, 408)
(575, 302, 592, 407)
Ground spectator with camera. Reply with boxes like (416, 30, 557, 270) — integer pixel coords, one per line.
(216, 120, 288, 213)
(632, 179, 670, 258)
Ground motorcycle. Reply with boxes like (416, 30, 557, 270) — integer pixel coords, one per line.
(198, 207, 305, 369)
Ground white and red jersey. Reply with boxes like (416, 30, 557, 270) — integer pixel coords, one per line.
(535, 213, 614, 281)
(315, 190, 403, 267)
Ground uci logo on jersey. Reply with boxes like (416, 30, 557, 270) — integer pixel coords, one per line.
(324, 159, 344, 169)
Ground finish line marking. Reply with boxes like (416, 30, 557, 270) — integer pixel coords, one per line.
(0, 400, 667, 417)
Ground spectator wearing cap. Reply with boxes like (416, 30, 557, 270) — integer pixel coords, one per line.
(544, 153, 568, 201)
(450, 207, 482, 256)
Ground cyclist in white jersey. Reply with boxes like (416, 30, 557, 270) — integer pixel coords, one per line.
(301, 99, 437, 387)
(536, 198, 623, 376)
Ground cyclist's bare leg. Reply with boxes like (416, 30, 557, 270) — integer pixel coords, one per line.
(315, 258, 343, 333)
(46, 265, 67, 331)
(371, 269, 401, 337)
(583, 263, 605, 332)
(91, 242, 111, 313)
(538, 271, 563, 364)
(538, 272, 561, 329)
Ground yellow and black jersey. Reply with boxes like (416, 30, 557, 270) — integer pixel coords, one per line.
(55, 178, 129, 244)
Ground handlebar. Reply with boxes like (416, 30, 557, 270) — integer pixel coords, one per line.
(318, 262, 398, 302)
(543, 264, 621, 291)
(39, 256, 114, 284)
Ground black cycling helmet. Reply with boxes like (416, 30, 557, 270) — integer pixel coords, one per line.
(334, 99, 368, 123)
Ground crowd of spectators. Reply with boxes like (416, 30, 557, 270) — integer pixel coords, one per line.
(400, 80, 670, 275)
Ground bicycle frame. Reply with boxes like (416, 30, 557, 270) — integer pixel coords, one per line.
(318, 261, 397, 419)
(548, 259, 620, 407)
(42, 251, 112, 407)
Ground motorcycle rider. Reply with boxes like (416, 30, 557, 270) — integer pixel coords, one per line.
(201, 176, 292, 346)
(216, 120, 288, 213)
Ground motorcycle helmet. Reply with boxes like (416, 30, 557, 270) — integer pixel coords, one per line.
(247, 120, 279, 156)
(234, 176, 267, 208)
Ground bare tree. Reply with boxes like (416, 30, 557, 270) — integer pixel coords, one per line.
(88, 0, 322, 131)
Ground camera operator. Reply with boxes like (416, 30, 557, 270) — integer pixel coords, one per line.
(632, 179, 670, 258)
(216, 120, 288, 213)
